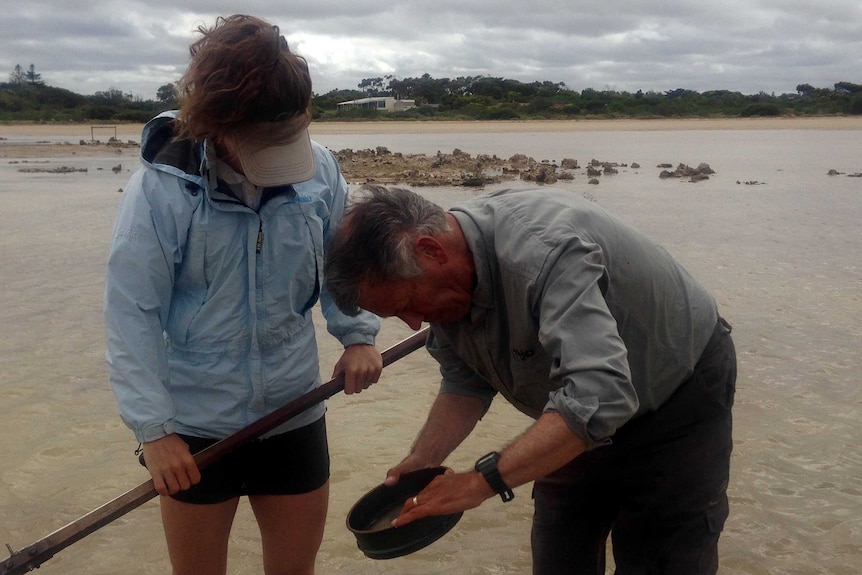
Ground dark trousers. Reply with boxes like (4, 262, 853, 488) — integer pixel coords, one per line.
(531, 319, 736, 575)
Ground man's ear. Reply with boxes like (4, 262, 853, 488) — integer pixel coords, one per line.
(414, 235, 448, 264)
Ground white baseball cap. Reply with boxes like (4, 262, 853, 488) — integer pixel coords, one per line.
(233, 115, 315, 187)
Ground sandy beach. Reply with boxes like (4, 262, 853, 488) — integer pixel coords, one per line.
(315, 116, 862, 133)
(2, 115, 862, 140)
(1, 118, 860, 575)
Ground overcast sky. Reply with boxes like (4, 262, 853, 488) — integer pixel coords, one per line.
(3, 0, 860, 100)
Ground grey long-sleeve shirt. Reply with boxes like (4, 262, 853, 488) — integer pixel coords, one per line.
(427, 188, 718, 449)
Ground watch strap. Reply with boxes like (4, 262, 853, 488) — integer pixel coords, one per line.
(475, 451, 515, 502)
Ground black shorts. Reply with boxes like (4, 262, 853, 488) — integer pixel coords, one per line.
(170, 416, 330, 504)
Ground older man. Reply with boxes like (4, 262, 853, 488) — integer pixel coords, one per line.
(325, 185, 736, 575)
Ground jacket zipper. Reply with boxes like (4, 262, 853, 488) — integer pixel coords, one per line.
(256, 221, 264, 254)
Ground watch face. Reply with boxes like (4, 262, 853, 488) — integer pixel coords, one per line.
(476, 452, 499, 471)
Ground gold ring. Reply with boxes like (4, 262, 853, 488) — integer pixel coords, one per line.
(412, 495, 419, 506)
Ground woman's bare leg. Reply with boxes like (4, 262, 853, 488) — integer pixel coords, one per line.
(249, 481, 330, 575)
(160, 495, 240, 575)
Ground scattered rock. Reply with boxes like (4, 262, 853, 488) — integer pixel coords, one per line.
(826, 168, 861, 177)
(333, 148, 702, 187)
(335, 147, 586, 186)
(658, 163, 715, 183)
(523, 164, 558, 184)
(79, 138, 140, 150)
(18, 166, 88, 174)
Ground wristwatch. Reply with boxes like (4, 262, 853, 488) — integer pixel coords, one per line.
(475, 451, 515, 502)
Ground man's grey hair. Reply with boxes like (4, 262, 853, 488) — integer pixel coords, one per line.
(325, 185, 450, 315)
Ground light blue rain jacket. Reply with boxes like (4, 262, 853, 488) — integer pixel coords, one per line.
(104, 111, 379, 443)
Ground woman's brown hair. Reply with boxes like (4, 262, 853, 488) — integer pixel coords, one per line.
(175, 14, 312, 144)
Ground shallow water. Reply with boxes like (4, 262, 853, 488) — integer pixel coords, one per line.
(0, 125, 860, 574)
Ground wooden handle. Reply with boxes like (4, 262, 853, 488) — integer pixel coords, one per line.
(0, 327, 429, 575)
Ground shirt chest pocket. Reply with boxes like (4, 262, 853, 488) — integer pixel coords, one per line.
(507, 347, 558, 411)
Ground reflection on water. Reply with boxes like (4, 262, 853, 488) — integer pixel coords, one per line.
(0, 127, 860, 574)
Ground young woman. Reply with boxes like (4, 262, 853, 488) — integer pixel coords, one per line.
(104, 15, 381, 574)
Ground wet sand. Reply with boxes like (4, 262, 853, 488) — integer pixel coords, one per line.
(1, 119, 860, 574)
(2, 115, 862, 140)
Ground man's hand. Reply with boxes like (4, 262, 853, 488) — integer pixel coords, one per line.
(384, 452, 436, 487)
(391, 468, 492, 527)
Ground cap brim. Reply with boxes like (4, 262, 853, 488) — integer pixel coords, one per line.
(236, 127, 315, 187)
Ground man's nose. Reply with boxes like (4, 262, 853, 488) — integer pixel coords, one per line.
(397, 313, 424, 331)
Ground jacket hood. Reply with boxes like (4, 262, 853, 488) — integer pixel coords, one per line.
(140, 110, 205, 189)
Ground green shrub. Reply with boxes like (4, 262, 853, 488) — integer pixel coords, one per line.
(739, 103, 782, 117)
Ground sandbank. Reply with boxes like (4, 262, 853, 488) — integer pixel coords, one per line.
(3, 116, 859, 182)
(1, 115, 860, 142)
(310, 116, 862, 134)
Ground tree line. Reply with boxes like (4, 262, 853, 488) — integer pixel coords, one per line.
(313, 74, 862, 120)
(2, 63, 861, 123)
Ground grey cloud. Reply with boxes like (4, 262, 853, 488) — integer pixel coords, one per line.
(0, 0, 859, 99)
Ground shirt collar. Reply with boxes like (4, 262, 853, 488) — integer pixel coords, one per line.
(450, 210, 492, 326)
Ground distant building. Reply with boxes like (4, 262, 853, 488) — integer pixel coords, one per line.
(337, 97, 416, 112)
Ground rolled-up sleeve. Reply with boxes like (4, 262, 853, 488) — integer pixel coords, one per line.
(428, 330, 497, 413)
(537, 235, 639, 449)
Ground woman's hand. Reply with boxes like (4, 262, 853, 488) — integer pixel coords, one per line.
(141, 434, 201, 496)
(333, 343, 383, 394)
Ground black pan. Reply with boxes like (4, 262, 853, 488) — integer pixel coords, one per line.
(347, 466, 463, 559)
